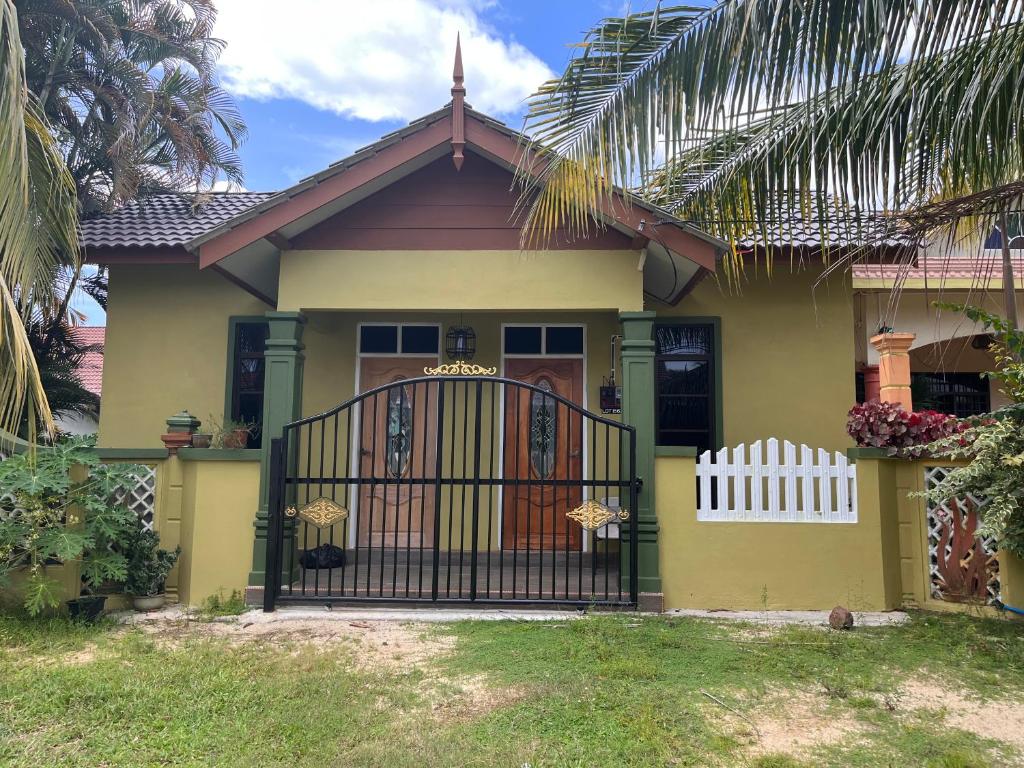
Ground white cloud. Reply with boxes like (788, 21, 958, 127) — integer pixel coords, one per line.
(214, 0, 554, 122)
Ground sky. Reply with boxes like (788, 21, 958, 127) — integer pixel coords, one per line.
(213, 0, 647, 192)
(77, 0, 649, 324)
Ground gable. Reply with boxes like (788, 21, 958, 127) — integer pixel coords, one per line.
(289, 151, 633, 251)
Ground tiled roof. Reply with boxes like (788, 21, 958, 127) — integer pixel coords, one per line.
(852, 253, 1024, 282)
(79, 192, 274, 249)
(733, 208, 909, 251)
(71, 326, 104, 396)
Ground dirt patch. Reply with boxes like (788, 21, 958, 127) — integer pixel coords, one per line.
(705, 688, 864, 759)
(419, 673, 527, 722)
(896, 677, 1024, 750)
(134, 615, 455, 671)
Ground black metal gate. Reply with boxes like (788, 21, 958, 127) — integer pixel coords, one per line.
(263, 375, 637, 610)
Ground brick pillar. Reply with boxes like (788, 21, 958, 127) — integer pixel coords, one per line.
(247, 312, 305, 598)
(870, 332, 916, 411)
(620, 310, 661, 608)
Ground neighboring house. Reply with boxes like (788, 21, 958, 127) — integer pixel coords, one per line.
(853, 246, 1024, 416)
(54, 326, 105, 435)
(78, 44, 1024, 615)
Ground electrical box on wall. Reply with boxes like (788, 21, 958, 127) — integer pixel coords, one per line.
(600, 384, 621, 414)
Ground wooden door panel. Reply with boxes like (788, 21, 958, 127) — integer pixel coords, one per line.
(358, 358, 437, 549)
(502, 358, 584, 550)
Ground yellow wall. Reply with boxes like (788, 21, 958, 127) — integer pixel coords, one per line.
(657, 454, 900, 610)
(278, 250, 645, 313)
(99, 264, 267, 448)
(658, 268, 855, 451)
(177, 457, 261, 606)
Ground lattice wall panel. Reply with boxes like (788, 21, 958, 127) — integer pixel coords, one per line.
(114, 466, 158, 531)
(924, 466, 999, 604)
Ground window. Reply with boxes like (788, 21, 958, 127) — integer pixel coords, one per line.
(503, 325, 584, 356)
(912, 372, 990, 418)
(229, 320, 269, 447)
(655, 323, 717, 452)
(359, 324, 439, 355)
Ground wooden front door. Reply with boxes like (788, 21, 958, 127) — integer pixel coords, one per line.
(502, 358, 584, 551)
(357, 358, 437, 549)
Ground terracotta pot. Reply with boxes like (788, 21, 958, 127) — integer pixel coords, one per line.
(132, 594, 166, 612)
(191, 433, 212, 448)
(223, 428, 249, 449)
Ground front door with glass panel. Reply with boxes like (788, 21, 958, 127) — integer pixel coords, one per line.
(357, 358, 437, 548)
(502, 358, 583, 551)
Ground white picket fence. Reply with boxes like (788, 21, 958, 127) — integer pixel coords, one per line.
(696, 438, 858, 523)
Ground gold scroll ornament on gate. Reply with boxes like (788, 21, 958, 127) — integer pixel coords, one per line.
(284, 497, 349, 528)
(566, 499, 630, 531)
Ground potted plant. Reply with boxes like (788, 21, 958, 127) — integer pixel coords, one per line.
(209, 416, 255, 449)
(124, 528, 181, 611)
(191, 432, 212, 448)
(0, 438, 143, 620)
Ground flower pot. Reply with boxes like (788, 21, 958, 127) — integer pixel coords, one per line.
(191, 433, 212, 448)
(66, 595, 107, 623)
(132, 593, 166, 612)
(223, 428, 249, 449)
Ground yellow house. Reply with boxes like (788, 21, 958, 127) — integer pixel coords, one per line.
(80, 45, 1021, 616)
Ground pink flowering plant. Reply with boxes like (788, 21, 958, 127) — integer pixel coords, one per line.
(846, 401, 965, 456)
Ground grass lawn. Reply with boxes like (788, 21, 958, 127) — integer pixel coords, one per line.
(1, 611, 1022, 767)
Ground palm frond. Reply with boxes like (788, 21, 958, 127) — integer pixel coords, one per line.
(520, 0, 1024, 245)
(1, 0, 79, 441)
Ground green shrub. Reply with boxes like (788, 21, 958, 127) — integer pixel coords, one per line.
(0, 437, 143, 615)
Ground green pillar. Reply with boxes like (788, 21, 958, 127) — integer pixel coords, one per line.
(248, 311, 306, 590)
(620, 310, 661, 599)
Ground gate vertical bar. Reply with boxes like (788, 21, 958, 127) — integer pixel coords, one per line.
(629, 428, 639, 605)
(263, 437, 286, 612)
(469, 379, 483, 600)
(430, 379, 446, 601)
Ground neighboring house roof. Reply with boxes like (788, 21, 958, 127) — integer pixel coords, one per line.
(79, 192, 275, 250)
(71, 326, 105, 397)
(735, 215, 909, 251)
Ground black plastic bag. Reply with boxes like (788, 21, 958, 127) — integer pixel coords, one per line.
(299, 544, 346, 570)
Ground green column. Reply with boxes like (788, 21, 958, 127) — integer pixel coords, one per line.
(248, 311, 306, 589)
(619, 310, 660, 598)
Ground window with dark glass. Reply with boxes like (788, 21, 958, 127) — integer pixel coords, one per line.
(911, 372, 990, 418)
(655, 323, 716, 452)
(230, 321, 269, 446)
(504, 326, 543, 355)
(545, 326, 584, 355)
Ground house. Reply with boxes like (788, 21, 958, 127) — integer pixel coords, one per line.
(80, 42, 1023, 615)
(54, 326, 105, 436)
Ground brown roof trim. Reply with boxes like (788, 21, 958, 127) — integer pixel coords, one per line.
(197, 117, 452, 267)
(193, 108, 723, 270)
(83, 246, 195, 264)
(463, 117, 721, 271)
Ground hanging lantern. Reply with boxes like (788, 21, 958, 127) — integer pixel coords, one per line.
(445, 325, 476, 360)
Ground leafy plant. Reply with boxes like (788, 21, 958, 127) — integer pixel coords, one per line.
(919, 306, 1024, 558)
(847, 401, 965, 456)
(0, 437, 144, 615)
(200, 589, 247, 617)
(124, 528, 180, 597)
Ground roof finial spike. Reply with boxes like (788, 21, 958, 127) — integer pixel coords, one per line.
(453, 32, 464, 86)
(450, 32, 466, 171)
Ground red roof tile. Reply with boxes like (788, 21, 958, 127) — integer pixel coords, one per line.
(71, 326, 104, 396)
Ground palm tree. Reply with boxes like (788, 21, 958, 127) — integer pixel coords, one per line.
(17, 0, 247, 215)
(1, 0, 79, 440)
(520, 1, 1024, 324)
